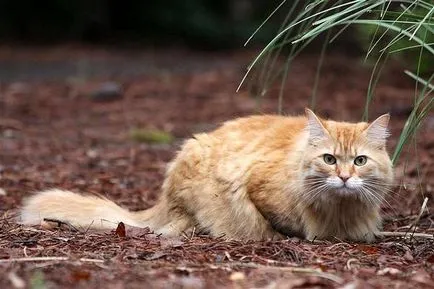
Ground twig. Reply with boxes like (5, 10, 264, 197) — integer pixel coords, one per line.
(407, 197, 429, 238)
(345, 258, 360, 271)
(377, 231, 433, 239)
(175, 262, 343, 283)
(211, 262, 344, 284)
(0, 256, 104, 264)
(43, 218, 79, 232)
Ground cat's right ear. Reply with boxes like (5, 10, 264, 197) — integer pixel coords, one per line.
(364, 113, 390, 147)
(305, 108, 329, 142)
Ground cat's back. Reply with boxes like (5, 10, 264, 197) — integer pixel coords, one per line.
(211, 114, 307, 143)
(168, 114, 307, 178)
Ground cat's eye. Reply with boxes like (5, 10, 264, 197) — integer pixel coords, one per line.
(354, 155, 367, 166)
(323, 154, 336, 165)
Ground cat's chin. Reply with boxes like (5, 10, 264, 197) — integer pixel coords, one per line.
(330, 187, 358, 197)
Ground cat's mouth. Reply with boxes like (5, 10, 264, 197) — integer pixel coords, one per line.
(331, 186, 358, 197)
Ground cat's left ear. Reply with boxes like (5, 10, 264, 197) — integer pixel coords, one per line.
(365, 113, 391, 147)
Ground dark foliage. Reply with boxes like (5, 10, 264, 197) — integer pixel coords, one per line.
(0, 0, 283, 48)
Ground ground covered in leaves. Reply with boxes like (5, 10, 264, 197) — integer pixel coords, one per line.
(0, 46, 433, 288)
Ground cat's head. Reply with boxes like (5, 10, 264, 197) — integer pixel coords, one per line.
(301, 108, 394, 206)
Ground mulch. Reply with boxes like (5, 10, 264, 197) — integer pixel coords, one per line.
(0, 46, 433, 288)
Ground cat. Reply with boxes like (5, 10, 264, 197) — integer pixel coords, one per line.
(20, 109, 394, 242)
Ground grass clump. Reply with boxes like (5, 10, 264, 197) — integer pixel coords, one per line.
(242, 0, 433, 165)
(129, 128, 174, 144)
(30, 271, 46, 289)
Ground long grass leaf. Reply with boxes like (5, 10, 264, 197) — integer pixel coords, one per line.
(410, 6, 434, 40)
(244, 0, 288, 46)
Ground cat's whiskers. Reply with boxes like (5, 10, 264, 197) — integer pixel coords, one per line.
(361, 186, 399, 216)
(353, 186, 372, 206)
(302, 182, 331, 207)
(288, 182, 329, 214)
(363, 179, 403, 198)
(356, 187, 379, 208)
(358, 184, 393, 211)
(362, 181, 398, 205)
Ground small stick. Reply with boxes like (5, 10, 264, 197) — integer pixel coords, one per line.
(43, 218, 79, 232)
(345, 258, 359, 271)
(209, 262, 344, 284)
(407, 197, 429, 238)
(0, 256, 104, 264)
(377, 231, 433, 239)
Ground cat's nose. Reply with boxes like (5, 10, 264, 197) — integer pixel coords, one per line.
(339, 175, 350, 182)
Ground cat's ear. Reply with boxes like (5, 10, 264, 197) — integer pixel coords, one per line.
(305, 108, 329, 142)
(365, 113, 390, 147)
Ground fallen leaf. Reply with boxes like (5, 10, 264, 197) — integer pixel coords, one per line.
(70, 270, 91, 282)
(115, 222, 126, 238)
(426, 254, 434, 263)
(357, 245, 379, 255)
(124, 224, 151, 237)
(317, 263, 329, 272)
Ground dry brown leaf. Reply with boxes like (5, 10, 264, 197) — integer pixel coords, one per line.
(357, 245, 379, 255)
(426, 254, 434, 263)
(115, 222, 126, 238)
(70, 270, 91, 282)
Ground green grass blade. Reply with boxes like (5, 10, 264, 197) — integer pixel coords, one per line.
(244, 0, 288, 46)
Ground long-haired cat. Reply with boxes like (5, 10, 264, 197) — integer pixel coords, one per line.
(20, 109, 394, 242)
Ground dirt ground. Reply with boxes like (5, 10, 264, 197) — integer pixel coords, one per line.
(0, 46, 433, 288)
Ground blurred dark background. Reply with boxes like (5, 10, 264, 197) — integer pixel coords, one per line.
(0, 0, 286, 49)
(0, 0, 429, 78)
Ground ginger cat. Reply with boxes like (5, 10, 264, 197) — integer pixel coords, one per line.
(20, 109, 394, 242)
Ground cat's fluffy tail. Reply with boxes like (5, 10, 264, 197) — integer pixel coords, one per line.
(20, 189, 162, 230)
